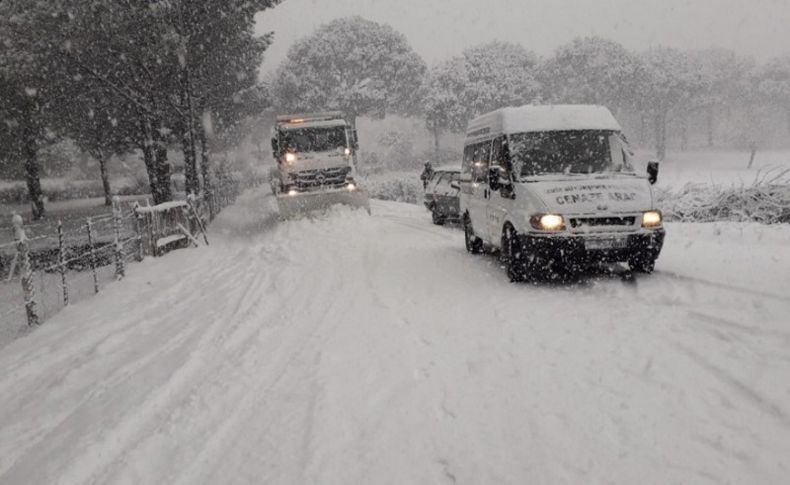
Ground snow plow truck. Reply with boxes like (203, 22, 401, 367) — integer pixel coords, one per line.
(270, 112, 370, 218)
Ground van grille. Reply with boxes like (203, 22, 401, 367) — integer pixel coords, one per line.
(569, 217, 636, 229)
(293, 167, 351, 189)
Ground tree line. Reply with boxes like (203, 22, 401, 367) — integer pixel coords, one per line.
(271, 17, 790, 163)
(4, 11, 790, 220)
(1, 0, 278, 220)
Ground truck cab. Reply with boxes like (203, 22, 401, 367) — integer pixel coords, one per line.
(271, 112, 359, 195)
(270, 112, 369, 217)
(459, 105, 665, 281)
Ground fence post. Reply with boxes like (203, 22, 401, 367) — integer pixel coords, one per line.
(147, 200, 159, 258)
(132, 202, 145, 261)
(187, 194, 209, 246)
(57, 220, 69, 307)
(13, 215, 39, 326)
(112, 196, 126, 279)
(86, 217, 99, 294)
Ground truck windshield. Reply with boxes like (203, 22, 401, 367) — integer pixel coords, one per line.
(509, 130, 632, 178)
(282, 126, 347, 153)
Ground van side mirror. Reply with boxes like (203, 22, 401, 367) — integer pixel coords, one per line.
(487, 167, 501, 191)
(647, 161, 659, 185)
(271, 137, 279, 157)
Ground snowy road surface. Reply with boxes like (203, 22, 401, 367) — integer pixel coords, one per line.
(1, 187, 789, 484)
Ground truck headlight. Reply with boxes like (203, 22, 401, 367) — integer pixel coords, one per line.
(642, 210, 662, 228)
(530, 213, 565, 231)
(285, 152, 297, 163)
(344, 148, 351, 156)
(347, 182, 356, 191)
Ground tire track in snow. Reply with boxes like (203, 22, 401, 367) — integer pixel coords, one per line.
(672, 341, 790, 428)
(0, 250, 254, 478)
(655, 270, 790, 303)
(0, 247, 278, 484)
(168, 219, 355, 485)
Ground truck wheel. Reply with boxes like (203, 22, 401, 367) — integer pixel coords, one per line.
(464, 215, 483, 254)
(502, 225, 530, 282)
(431, 207, 445, 226)
(628, 256, 656, 274)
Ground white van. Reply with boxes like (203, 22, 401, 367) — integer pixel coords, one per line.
(459, 105, 664, 281)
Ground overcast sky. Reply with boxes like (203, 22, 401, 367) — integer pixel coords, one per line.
(255, 0, 790, 73)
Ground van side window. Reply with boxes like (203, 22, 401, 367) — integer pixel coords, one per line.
(472, 141, 491, 183)
(461, 145, 475, 181)
(490, 136, 510, 176)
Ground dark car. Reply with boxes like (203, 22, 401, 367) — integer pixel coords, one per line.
(423, 168, 461, 225)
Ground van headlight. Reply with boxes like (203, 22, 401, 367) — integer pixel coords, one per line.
(530, 213, 565, 231)
(284, 152, 297, 164)
(642, 210, 662, 228)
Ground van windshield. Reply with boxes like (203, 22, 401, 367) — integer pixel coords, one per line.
(509, 130, 633, 178)
(281, 126, 347, 153)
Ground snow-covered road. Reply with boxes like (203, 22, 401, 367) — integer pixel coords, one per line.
(1, 187, 789, 484)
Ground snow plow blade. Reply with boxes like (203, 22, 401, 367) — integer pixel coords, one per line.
(275, 188, 371, 218)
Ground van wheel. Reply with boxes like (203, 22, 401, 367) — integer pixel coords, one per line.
(431, 207, 445, 226)
(502, 225, 529, 282)
(464, 215, 483, 254)
(628, 256, 656, 274)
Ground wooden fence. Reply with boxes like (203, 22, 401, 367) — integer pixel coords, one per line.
(0, 179, 239, 339)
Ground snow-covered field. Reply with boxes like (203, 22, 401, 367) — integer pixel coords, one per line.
(635, 149, 790, 188)
(0, 186, 788, 484)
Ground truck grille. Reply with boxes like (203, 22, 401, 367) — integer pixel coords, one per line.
(293, 167, 351, 189)
(569, 216, 636, 229)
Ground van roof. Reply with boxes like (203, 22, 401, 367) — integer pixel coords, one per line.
(278, 119, 347, 131)
(466, 105, 621, 139)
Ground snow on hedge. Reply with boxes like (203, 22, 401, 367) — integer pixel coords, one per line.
(657, 168, 790, 224)
(364, 168, 790, 224)
(362, 172, 423, 204)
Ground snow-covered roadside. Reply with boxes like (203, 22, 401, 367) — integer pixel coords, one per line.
(0, 187, 787, 484)
(660, 222, 790, 296)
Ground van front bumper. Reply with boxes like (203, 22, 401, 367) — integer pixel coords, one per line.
(517, 229, 665, 266)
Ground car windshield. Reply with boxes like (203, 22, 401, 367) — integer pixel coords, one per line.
(510, 130, 633, 178)
(282, 126, 347, 153)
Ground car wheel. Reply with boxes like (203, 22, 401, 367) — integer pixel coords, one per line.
(502, 225, 529, 282)
(464, 215, 483, 254)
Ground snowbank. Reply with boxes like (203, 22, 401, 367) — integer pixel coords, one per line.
(660, 221, 790, 295)
(361, 171, 423, 204)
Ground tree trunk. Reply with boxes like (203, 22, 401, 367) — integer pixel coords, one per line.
(640, 115, 647, 145)
(23, 136, 45, 220)
(707, 104, 715, 148)
(21, 111, 45, 220)
(654, 112, 667, 161)
(181, 126, 198, 195)
(199, 126, 212, 195)
(97, 149, 112, 206)
(680, 114, 688, 151)
(432, 126, 440, 163)
(180, 76, 199, 196)
(151, 119, 172, 204)
(138, 115, 160, 203)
